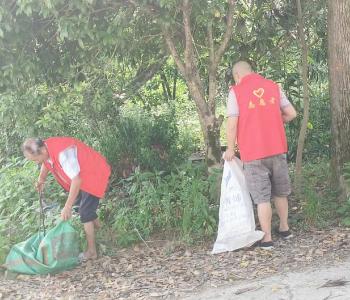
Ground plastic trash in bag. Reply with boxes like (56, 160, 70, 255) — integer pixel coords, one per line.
(212, 158, 264, 254)
(5, 220, 80, 275)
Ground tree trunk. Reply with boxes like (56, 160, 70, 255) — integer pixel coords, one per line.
(128, 0, 235, 168)
(204, 115, 224, 167)
(294, 0, 310, 195)
(328, 0, 350, 198)
(185, 78, 223, 167)
(161, 0, 235, 168)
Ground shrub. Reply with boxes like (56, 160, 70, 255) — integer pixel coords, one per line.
(292, 160, 339, 228)
(0, 158, 220, 261)
(100, 106, 193, 177)
(101, 162, 219, 246)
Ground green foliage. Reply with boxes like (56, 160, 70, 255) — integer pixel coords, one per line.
(100, 105, 194, 175)
(100, 162, 219, 246)
(0, 74, 196, 172)
(301, 184, 325, 226)
(0, 158, 65, 262)
(292, 160, 339, 228)
(285, 81, 331, 162)
(219, 0, 330, 162)
(343, 162, 350, 187)
(0, 0, 336, 261)
(336, 162, 350, 226)
(0, 0, 331, 164)
(0, 0, 164, 92)
(0, 158, 219, 261)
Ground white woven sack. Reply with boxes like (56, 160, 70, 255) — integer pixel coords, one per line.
(212, 158, 264, 254)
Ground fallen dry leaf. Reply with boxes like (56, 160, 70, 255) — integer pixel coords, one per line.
(1, 227, 350, 299)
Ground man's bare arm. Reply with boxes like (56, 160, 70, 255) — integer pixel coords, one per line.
(224, 116, 238, 161)
(36, 163, 49, 192)
(61, 175, 81, 221)
(281, 104, 297, 123)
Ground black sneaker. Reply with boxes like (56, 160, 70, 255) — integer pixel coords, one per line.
(249, 240, 274, 250)
(276, 229, 293, 240)
(257, 241, 274, 250)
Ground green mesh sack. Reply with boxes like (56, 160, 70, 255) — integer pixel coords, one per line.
(5, 221, 79, 275)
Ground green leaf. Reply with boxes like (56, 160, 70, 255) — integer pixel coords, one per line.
(78, 39, 84, 49)
(24, 5, 32, 16)
(342, 217, 350, 227)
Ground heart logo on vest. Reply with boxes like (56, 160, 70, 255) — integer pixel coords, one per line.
(253, 88, 265, 98)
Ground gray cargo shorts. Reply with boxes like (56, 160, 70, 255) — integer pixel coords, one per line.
(243, 154, 291, 205)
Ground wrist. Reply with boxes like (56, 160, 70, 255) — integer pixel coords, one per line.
(64, 203, 73, 209)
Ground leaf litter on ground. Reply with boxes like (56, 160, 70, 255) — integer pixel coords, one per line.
(1, 227, 350, 299)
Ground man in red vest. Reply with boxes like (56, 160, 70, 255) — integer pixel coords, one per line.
(22, 137, 111, 261)
(224, 61, 297, 250)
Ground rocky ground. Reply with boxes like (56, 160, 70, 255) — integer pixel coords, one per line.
(1, 227, 350, 299)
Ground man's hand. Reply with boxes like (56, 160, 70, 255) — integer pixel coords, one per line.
(224, 148, 235, 161)
(35, 180, 45, 193)
(61, 205, 72, 221)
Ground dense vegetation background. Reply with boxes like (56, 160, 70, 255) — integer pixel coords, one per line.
(0, 0, 349, 262)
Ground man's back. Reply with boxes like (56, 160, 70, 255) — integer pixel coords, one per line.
(231, 73, 287, 161)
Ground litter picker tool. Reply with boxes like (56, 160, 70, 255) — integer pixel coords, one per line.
(39, 190, 46, 236)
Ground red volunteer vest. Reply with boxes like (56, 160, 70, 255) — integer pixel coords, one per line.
(231, 73, 287, 162)
(43, 137, 111, 198)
